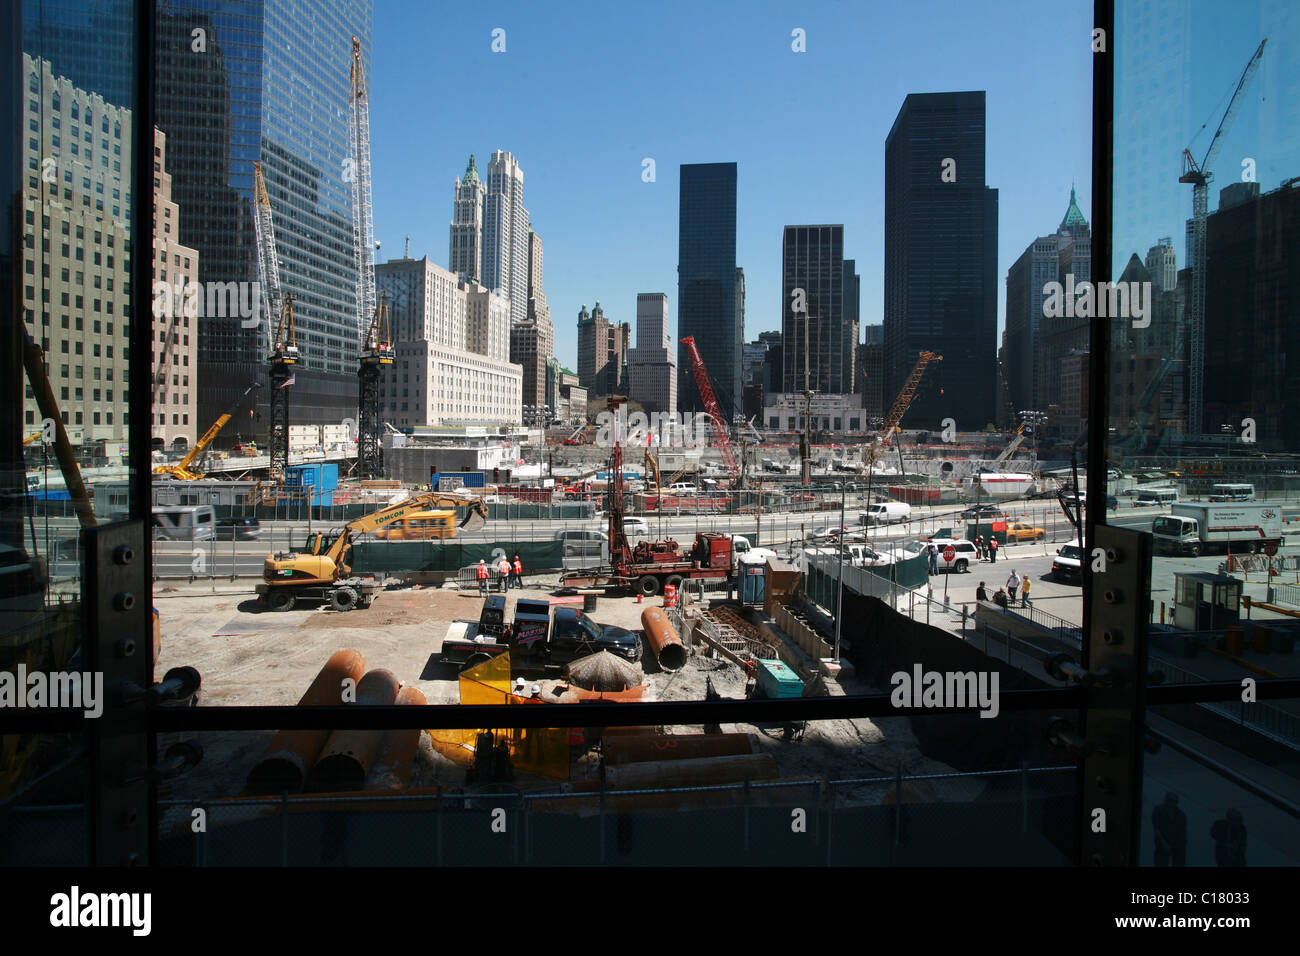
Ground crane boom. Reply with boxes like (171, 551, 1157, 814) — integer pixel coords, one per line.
(879, 351, 941, 442)
(153, 382, 261, 480)
(348, 36, 377, 351)
(991, 424, 1027, 468)
(680, 336, 739, 478)
(251, 161, 282, 355)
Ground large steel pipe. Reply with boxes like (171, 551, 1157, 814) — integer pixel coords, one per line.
(364, 685, 427, 790)
(641, 607, 687, 672)
(245, 649, 366, 794)
(306, 668, 402, 792)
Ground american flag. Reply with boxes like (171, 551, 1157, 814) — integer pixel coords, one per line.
(278, 374, 295, 389)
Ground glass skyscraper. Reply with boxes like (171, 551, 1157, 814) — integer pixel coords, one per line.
(677, 162, 738, 415)
(153, 0, 371, 429)
(884, 91, 998, 430)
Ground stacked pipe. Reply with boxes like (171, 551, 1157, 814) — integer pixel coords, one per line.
(306, 668, 401, 792)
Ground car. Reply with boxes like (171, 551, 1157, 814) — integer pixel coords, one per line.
(1106, 495, 1119, 510)
(554, 529, 608, 543)
(805, 526, 851, 542)
(215, 517, 262, 540)
(962, 503, 1003, 519)
(1003, 522, 1046, 543)
(1052, 540, 1084, 583)
(925, 538, 979, 573)
(622, 516, 649, 536)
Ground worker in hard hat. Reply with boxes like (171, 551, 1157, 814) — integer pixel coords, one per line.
(475, 559, 489, 595)
(496, 555, 510, 593)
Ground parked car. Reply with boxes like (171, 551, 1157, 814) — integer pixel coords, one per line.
(805, 526, 851, 542)
(555, 529, 608, 543)
(1003, 522, 1045, 543)
(961, 504, 1003, 520)
(925, 538, 979, 573)
(216, 517, 261, 540)
(1052, 540, 1084, 583)
(623, 516, 650, 537)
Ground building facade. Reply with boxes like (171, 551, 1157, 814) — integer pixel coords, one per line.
(576, 302, 625, 399)
(375, 255, 522, 429)
(884, 91, 998, 429)
(627, 292, 678, 415)
(510, 228, 553, 415)
(782, 224, 850, 395)
(678, 162, 739, 415)
(482, 150, 530, 325)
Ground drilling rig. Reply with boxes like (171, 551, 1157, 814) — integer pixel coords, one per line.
(348, 35, 391, 479)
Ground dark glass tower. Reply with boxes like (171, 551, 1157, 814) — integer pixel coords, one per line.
(781, 225, 846, 394)
(677, 162, 738, 414)
(884, 91, 998, 430)
(153, 0, 371, 432)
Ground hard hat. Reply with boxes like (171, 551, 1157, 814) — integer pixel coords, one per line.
(530, 684, 540, 695)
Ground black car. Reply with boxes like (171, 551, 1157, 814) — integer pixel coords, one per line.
(215, 517, 261, 540)
(962, 504, 1003, 519)
(549, 607, 642, 664)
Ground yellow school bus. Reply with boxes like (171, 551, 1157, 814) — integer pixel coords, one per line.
(372, 510, 459, 541)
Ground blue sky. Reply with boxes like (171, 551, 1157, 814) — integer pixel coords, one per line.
(369, 0, 1096, 369)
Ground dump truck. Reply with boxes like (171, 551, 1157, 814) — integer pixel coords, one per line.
(1151, 502, 1285, 557)
(440, 595, 642, 674)
(257, 490, 488, 611)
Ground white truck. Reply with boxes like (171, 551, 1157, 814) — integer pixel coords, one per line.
(859, 501, 911, 526)
(1151, 503, 1285, 557)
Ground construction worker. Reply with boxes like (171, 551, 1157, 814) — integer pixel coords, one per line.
(989, 536, 999, 563)
(496, 555, 510, 593)
(1020, 574, 1032, 608)
(475, 559, 489, 595)
(511, 554, 524, 590)
(974, 534, 984, 560)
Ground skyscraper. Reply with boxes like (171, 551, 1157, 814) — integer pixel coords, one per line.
(678, 162, 738, 414)
(627, 293, 677, 415)
(510, 229, 554, 415)
(576, 302, 625, 399)
(781, 225, 849, 395)
(449, 154, 485, 283)
(153, 0, 373, 433)
(483, 150, 530, 325)
(884, 92, 998, 429)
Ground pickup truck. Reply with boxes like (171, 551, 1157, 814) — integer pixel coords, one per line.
(440, 595, 642, 674)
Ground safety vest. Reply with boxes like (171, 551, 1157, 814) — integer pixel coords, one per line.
(513, 559, 523, 574)
(497, 561, 509, 575)
(475, 564, 488, 580)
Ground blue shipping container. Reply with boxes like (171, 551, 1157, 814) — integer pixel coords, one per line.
(432, 471, 486, 489)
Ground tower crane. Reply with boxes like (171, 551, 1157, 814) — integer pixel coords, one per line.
(990, 424, 1027, 469)
(1180, 38, 1266, 436)
(680, 336, 739, 481)
(348, 35, 391, 479)
(251, 161, 298, 485)
(870, 351, 940, 477)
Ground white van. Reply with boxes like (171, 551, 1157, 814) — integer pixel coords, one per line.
(667, 482, 700, 495)
(859, 501, 911, 526)
(152, 505, 216, 541)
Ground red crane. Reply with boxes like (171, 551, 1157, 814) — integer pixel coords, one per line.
(680, 336, 739, 479)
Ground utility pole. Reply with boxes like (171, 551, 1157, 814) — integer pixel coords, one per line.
(801, 300, 814, 487)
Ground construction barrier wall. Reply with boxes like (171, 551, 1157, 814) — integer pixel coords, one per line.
(350, 540, 566, 576)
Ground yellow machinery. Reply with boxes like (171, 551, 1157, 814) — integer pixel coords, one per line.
(152, 382, 261, 480)
(257, 491, 489, 611)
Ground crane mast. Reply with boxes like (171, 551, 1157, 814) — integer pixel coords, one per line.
(252, 161, 298, 485)
(1180, 38, 1265, 437)
(349, 35, 389, 479)
(680, 336, 739, 480)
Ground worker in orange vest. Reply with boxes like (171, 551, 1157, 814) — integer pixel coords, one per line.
(496, 556, 511, 593)
(475, 559, 489, 595)
(511, 555, 524, 590)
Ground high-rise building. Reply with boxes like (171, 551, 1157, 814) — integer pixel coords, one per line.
(375, 255, 521, 429)
(781, 225, 849, 394)
(153, 0, 373, 434)
(1145, 236, 1177, 292)
(449, 154, 486, 283)
(627, 293, 677, 415)
(857, 323, 885, 422)
(510, 230, 553, 415)
(843, 258, 860, 391)
(884, 91, 998, 429)
(678, 162, 738, 415)
(19, 54, 138, 452)
(483, 150, 530, 325)
(576, 302, 626, 399)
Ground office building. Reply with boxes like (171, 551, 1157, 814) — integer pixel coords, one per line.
(449, 154, 486, 283)
(627, 293, 677, 415)
(510, 229, 553, 415)
(782, 225, 851, 394)
(153, 0, 372, 433)
(483, 150, 530, 325)
(884, 91, 998, 428)
(678, 162, 739, 414)
(577, 302, 626, 399)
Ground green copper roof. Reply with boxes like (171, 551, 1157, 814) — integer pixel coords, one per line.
(1060, 184, 1088, 229)
(463, 154, 479, 185)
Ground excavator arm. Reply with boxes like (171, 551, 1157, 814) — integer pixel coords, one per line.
(324, 491, 489, 565)
(154, 381, 261, 480)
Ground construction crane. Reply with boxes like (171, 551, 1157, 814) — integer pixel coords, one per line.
(153, 382, 262, 480)
(878, 351, 941, 443)
(990, 424, 1028, 469)
(1180, 38, 1266, 437)
(251, 161, 299, 485)
(348, 35, 391, 480)
(680, 336, 739, 481)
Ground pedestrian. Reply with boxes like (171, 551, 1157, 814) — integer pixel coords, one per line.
(1211, 809, 1247, 867)
(475, 559, 489, 595)
(511, 554, 524, 590)
(928, 542, 939, 575)
(976, 581, 989, 602)
(1020, 574, 1032, 608)
(974, 535, 983, 561)
(1152, 792, 1187, 867)
(989, 536, 999, 563)
(496, 556, 510, 593)
(1006, 570, 1020, 605)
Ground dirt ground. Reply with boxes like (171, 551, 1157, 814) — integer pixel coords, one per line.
(153, 578, 967, 811)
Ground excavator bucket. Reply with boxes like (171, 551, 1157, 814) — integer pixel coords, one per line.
(458, 500, 488, 534)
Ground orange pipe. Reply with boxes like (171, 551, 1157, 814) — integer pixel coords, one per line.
(365, 685, 427, 790)
(246, 649, 365, 794)
(307, 668, 401, 792)
(641, 606, 687, 671)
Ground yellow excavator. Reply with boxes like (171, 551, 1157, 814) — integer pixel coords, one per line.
(153, 382, 262, 480)
(257, 490, 489, 611)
